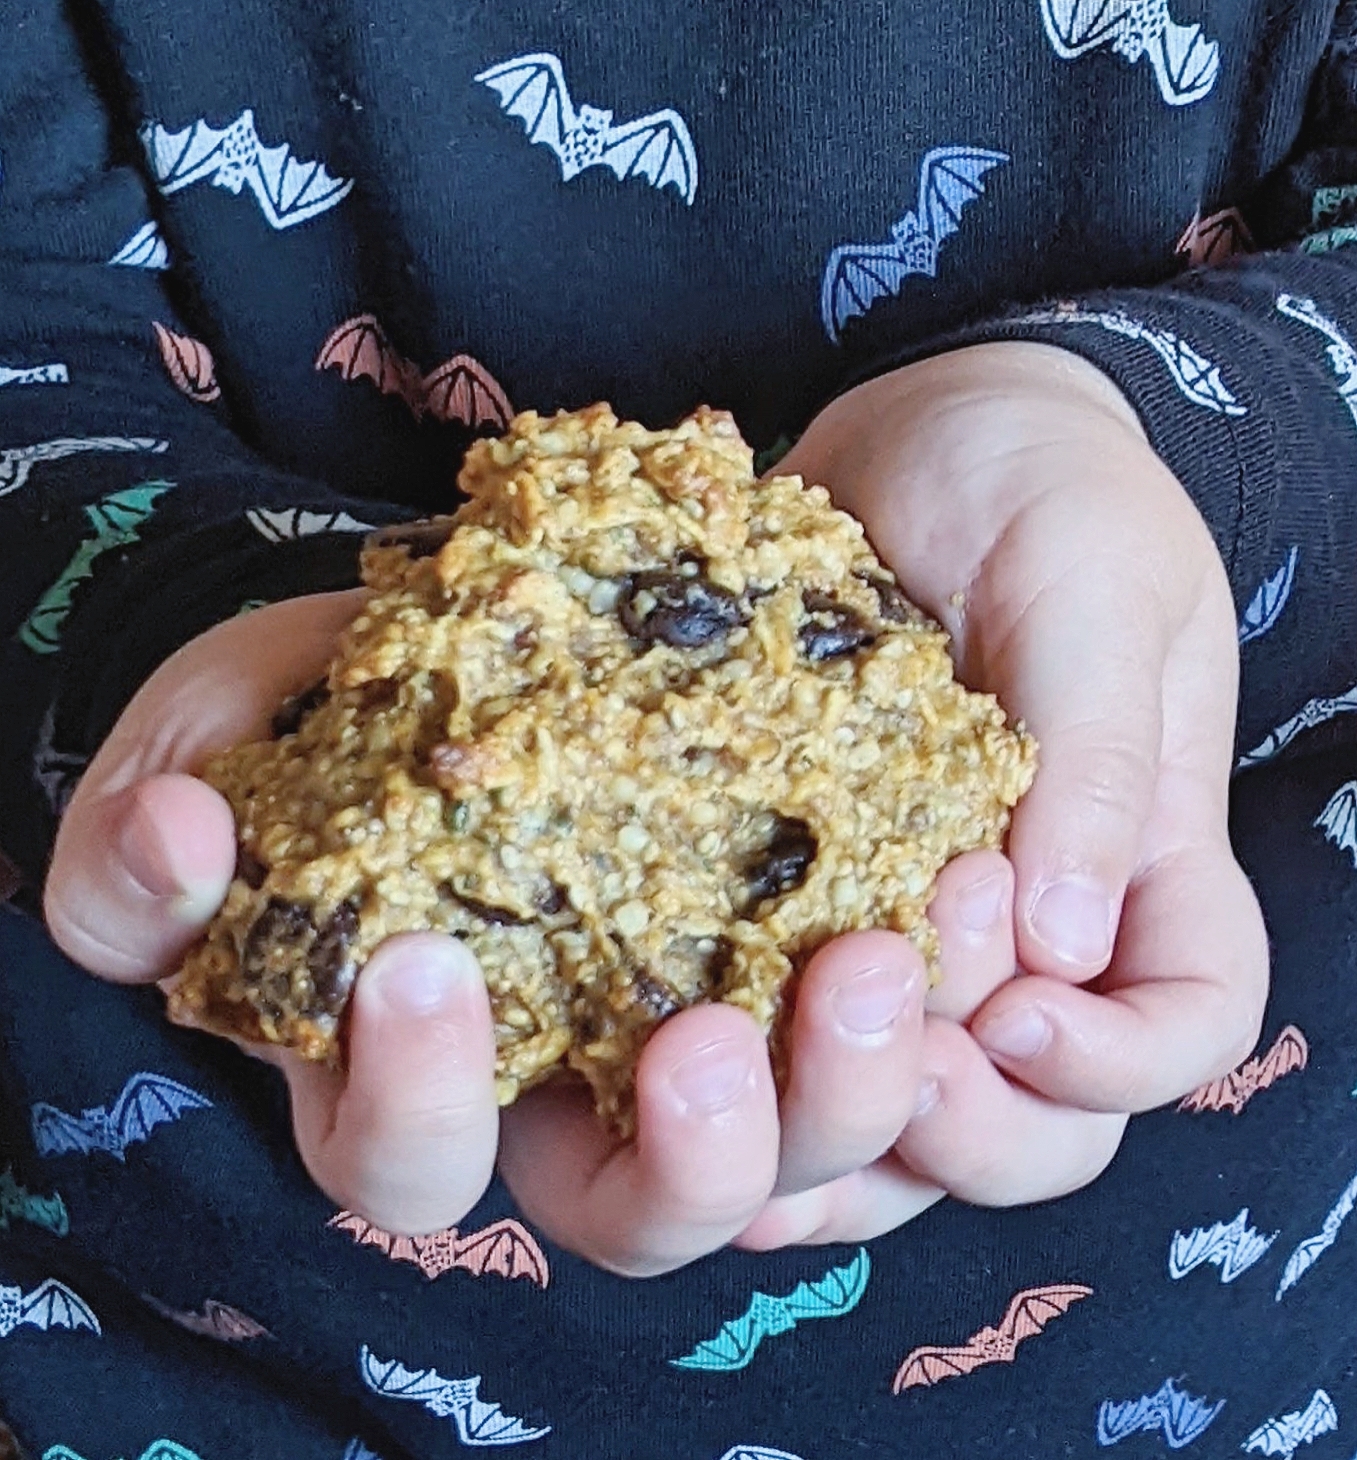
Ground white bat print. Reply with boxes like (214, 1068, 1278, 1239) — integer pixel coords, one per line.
(141, 109, 354, 230)
(1039, 0, 1220, 106)
(475, 53, 698, 204)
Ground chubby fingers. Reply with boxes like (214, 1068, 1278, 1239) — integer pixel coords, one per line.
(969, 836, 1268, 1113)
(925, 850, 1016, 1021)
(975, 524, 1171, 982)
(773, 930, 926, 1195)
(45, 591, 365, 982)
(893, 1016, 1127, 1206)
(739, 1015, 1126, 1250)
(497, 1003, 779, 1276)
(284, 933, 500, 1235)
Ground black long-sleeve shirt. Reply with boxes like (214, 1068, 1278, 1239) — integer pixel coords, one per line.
(1, 0, 1356, 886)
(5, 6, 1357, 1459)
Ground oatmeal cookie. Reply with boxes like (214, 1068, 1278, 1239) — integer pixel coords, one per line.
(166, 405, 1035, 1131)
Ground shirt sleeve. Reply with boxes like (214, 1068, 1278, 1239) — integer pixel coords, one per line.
(0, 3, 393, 887)
(868, 4, 1357, 773)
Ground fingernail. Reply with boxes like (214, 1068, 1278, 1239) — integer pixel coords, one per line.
(1028, 878, 1113, 969)
(832, 965, 915, 1037)
(977, 1007, 1051, 1061)
(914, 1078, 940, 1118)
(371, 943, 469, 1019)
(669, 1038, 753, 1115)
(956, 871, 1008, 935)
(117, 794, 183, 899)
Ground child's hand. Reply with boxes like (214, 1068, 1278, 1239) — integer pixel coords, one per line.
(41, 595, 939, 1271)
(732, 341, 1271, 1246)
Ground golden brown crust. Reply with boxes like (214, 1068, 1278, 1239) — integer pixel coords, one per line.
(166, 405, 1035, 1132)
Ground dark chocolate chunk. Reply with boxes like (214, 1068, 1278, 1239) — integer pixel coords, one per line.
(799, 593, 876, 662)
(234, 846, 268, 890)
(364, 518, 454, 559)
(746, 816, 818, 906)
(618, 569, 744, 649)
(270, 679, 330, 738)
(857, 571, 914, 623)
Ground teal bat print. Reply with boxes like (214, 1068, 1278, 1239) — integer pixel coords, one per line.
(17, 481, 172, 654)
(670, 1248, 870, 1372)
(0, 1165, 68, 1236)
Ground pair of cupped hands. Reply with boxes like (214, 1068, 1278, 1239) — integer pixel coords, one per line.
(44, 342, 1268, 1277)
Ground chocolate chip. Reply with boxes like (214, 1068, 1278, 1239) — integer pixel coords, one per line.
(234, 847, 268, 890)
(618, 569, 744, 649)
(799, 593, 876, 662)
(746, 816, 817, 906)
(270, 679, 330, 738)
(857, 572, 913, 623)
(633, 971, 679, 1020)
(364, 519, 454, 559)
(308, 899, 361, 1014)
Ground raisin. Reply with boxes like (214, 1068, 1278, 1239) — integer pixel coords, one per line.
(618, 569, 744, 649)
(234, 846, 268, 890)
(364, 519, 453, 559)
(241, 897, 359, 1022)
(308, 899, 361, 1014)
(454, 891, 530, 927)
(746, 816, 817, 906)
(857, 571, 913, 623)
(241, 898, 314, 1017)
(633, 971, 679, 1020)
(799, 593, 876, 662)
(271, 679, 330, 738)
(535, 880, 568, 916)
(357, 677, 400, 711)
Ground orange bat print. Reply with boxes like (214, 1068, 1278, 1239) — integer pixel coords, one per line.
(327, 1211, 550, 1288)
(315, 314, 512, 429)
(143, 1292, 271, 1341)
(892, 1283, 1093, 1392)
(1178, 1024, 1308, 1115)
(1175, 206, 1254, 268)
(153, 321, 221, 403)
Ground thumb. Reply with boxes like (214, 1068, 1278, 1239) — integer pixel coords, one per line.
(45, 773, 237, 983)
(974, 506, 1181, 981)
(44, 589, 364, 982)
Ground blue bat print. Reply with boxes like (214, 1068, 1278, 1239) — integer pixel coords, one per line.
(821, 146, 1007, 342)
(31, 1071, 213, 1162)
(1239, 547, 1299, 645)
(1096, 1377, 1224, 1448)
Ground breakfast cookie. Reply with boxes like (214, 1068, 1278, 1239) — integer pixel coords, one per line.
(166, 405, 1035, 1132)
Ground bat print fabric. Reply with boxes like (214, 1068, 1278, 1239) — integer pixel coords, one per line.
(2, 0, 1357, 1454)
